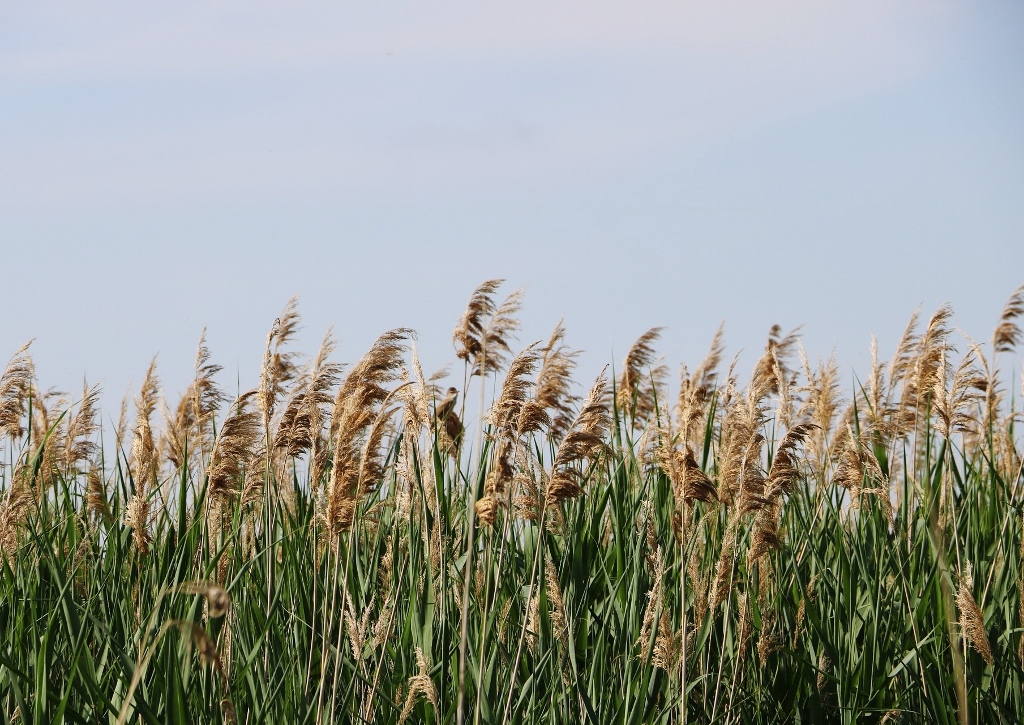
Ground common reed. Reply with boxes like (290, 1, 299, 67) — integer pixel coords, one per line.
(1, 283, 1023, 724)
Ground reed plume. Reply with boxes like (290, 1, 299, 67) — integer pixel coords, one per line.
(535, 320, 580, 442)
(124, 358, 160, 554)
(166, 331, 224, 469)
(325, 329, 410, 534)
(546, 372, 611, 505)
(799, 353, 841, 469)
(453, 280, 522, 376)
(399, 647, 438, 723)
(207, 391, 262, 504)
(0, 342, 34, 441)
(992, 284, 1024, 354)
(674, 325, 724, 450)
(62, 381, 101, 477)
(956, 561, 993, 665)
(617, 327, 666, 429)
(276, 330, 342, 462)
(258, 296, 303, 434)
(656, 421, 717, 509)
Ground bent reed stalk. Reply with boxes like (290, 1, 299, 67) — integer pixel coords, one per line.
(1, 284, 1024, 724)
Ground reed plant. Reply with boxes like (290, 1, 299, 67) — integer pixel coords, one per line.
(0, 282, 1022, 724)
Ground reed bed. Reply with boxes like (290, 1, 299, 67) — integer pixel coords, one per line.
(1, 281, 1023, 724)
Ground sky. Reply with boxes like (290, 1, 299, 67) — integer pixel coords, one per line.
(1, 0, 1023, 412)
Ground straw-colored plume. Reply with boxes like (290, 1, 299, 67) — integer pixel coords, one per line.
(547, 372, 610, 505)
(124, 358, 160, 554)
(0, 342, 34, 441)
(674, 325, 724, 449)
(399, 647, 438, 723)
(544, 559, 568, 647)
(258, 296, 303, 432)
(275, 329, 342, 461)
(453, 280, 523, 377)
(325, 329, 410, 533)
(535, 320, 580, 442)
(62, 381, 101, 476)
(742, 423, 814, 561)
(617, 328, 666, 429)
(656, 423, 717, 508)
(899, 305, 954, 431)
(488, 344, 547, 436)
(932, 348, 987, 440)
(207, 391, 262, 504)
(956, 561, 993, 665)
(799, 353, 842, 469)
(992, 284, 1024, 354)
(166, 331, 224, 469)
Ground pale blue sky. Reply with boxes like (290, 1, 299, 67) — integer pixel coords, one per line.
(2, 0, 1022, 407)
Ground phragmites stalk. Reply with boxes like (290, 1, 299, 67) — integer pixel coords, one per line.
(488, 343, 547, 438)
(124, 358, 160, 554)
(931, 348, 987, 440)
(0, 342, 34, 441)
(166, 331, 225, 469)
(674, 324, 724, 450)
(535, 320, 580, 442)
(276, 329, 343, 463)
(744, 423, 815, 561)
(62, 381, 101, 477)
(617, 327, 667, 429)
(453, 280, 523, 377)
(546, 372, 610, 506)
(325, 329, 410, 535)
(656, 421, 718, 509)
(992, 284, 1024, 354)
(901, 305, 954, 432)
(206, 391, 262, 505)
(399, 647, 438, 723)
(258, 296, 303, 435)
(799, 353, 842, 469)
(956, 561, 993, 665)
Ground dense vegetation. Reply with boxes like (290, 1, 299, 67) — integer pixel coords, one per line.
(1, 281, 1023, 724)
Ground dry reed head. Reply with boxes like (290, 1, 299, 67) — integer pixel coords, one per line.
(124, 358, 159, 554)
(932, 347, 987, 440)
(674, 324, 724, 448)
(206, 391, 262, 504)
(275, 329, 342, 459)
(617, 327, 666, 429)
(258, 296, 303, 430)
(165, 331, 224, 470)
(325, 329, 411, 533)
(544, 559, 568, 646)
(191, 330, 225, 442)
(0, 342, 34, 441)
(893, 304, 954, 436)
(535, 320, 580, 442)
(488, 343, 548, 437)
(799, 354, 842, 469)
(399, 647, 438, 723)
(716, 396, 766, 508)
(547, 372, 610, 505)
(992, 284, 1024, 354)
(62, 380, 101, 476)
(655, 418, 717, 510)
(956, 561, 993, 665)
(453, 280, 523, 377)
